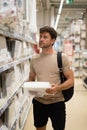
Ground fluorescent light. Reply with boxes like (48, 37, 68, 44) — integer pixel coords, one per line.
(54, 0, 64, 30)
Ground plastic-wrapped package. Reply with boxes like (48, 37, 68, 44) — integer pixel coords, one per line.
(5, 97, 16, 128)
(29, 0, 37, 33)
(16, 0, 23, 16)
(0, 125, 8, 130)
(23, 82, 51, 97)
(0, 36, 12, 66)
(0, 119, 8, 130)
(0, 0, 17, 27)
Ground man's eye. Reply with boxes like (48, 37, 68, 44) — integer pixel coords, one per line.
(44, 36, 47, 39)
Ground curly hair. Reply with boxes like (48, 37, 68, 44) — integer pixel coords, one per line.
(40, 26, 57, 39)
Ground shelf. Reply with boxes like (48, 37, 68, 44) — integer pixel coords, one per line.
(83, 71, 87, 77)
(83, 64, 87, 68)
(0, 29, 35, 44)
(0, 61, 14, 73)
(0, 78, 27, 116)
(0, 55, 32, 73)
(0, 24, 34, 130)
(83, 81, 87, 88)
(10, 96, 28, 130)
(20, 97, 32, 130)
(74, 50, 82, 53)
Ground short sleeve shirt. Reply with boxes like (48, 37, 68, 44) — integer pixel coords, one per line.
(30, 52, 71, 104)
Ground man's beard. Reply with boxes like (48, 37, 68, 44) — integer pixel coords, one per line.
(39, 42, 51, 48)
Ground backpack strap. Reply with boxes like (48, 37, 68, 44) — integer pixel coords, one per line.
(57, 51, 62, 68)
(57, 52, 64, 83)
(57, 52, 74, 102)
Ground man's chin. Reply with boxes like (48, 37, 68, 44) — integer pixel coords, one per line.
(39, 45, 43, 48)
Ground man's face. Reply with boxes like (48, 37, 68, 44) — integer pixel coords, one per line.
(39, 32, 54, 48)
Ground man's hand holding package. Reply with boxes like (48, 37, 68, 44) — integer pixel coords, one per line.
(46, 84, 60, 95)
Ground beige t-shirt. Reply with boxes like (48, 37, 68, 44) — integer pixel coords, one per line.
(30, 52, 71, 104)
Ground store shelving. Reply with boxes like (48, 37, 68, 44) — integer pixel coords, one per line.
(19, 97, 32, 130)
(0, 29, 37, 128)
(0, 76, 27, 117)
(70, 20, 86, 78)
(10, 96, 27, 130)
(0, 29, 35, 44)
(0, 29, 35, 130)
(0, 0, 38, 129)
(82, 51, 87, 88)
(0, 55, 34, 73)
(0, 39, 33, 129)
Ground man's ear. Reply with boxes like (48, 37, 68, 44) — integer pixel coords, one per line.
(51, 39, 56, 45)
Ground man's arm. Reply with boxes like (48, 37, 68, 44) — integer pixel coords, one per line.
(29, 72, 36, 81)
(61, 69, 74, 89)
(46, 69, 74, 94)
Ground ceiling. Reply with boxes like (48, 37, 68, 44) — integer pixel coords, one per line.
(36, 0, 87, 36)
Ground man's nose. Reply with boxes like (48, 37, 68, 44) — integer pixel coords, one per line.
(40, 37, 44, 41)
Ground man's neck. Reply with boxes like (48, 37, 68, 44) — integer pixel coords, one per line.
(41, 48, 56, 55)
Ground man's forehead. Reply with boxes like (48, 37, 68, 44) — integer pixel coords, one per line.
(40, 32, 50, 35)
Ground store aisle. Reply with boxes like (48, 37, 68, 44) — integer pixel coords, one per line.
(23, 78, 87, 130)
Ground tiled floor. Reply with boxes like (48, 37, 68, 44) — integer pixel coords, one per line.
(23, 78, 87, 130)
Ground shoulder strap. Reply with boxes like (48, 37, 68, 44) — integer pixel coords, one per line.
(57, 52, 64, 83)
(57, 51, 62, 68)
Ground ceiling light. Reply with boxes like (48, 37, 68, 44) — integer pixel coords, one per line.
(54, 0, 64, 30)
(66, 0, 74, 4)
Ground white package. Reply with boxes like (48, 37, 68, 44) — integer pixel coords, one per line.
(81, 31, 86, 38)
(23, 82, 51, 97)
(13, 40, 22, 59)
(0, 0, 17, 27)
(0, 125, 8, 130)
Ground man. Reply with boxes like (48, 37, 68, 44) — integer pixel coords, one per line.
(29, 26, 74, 130)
